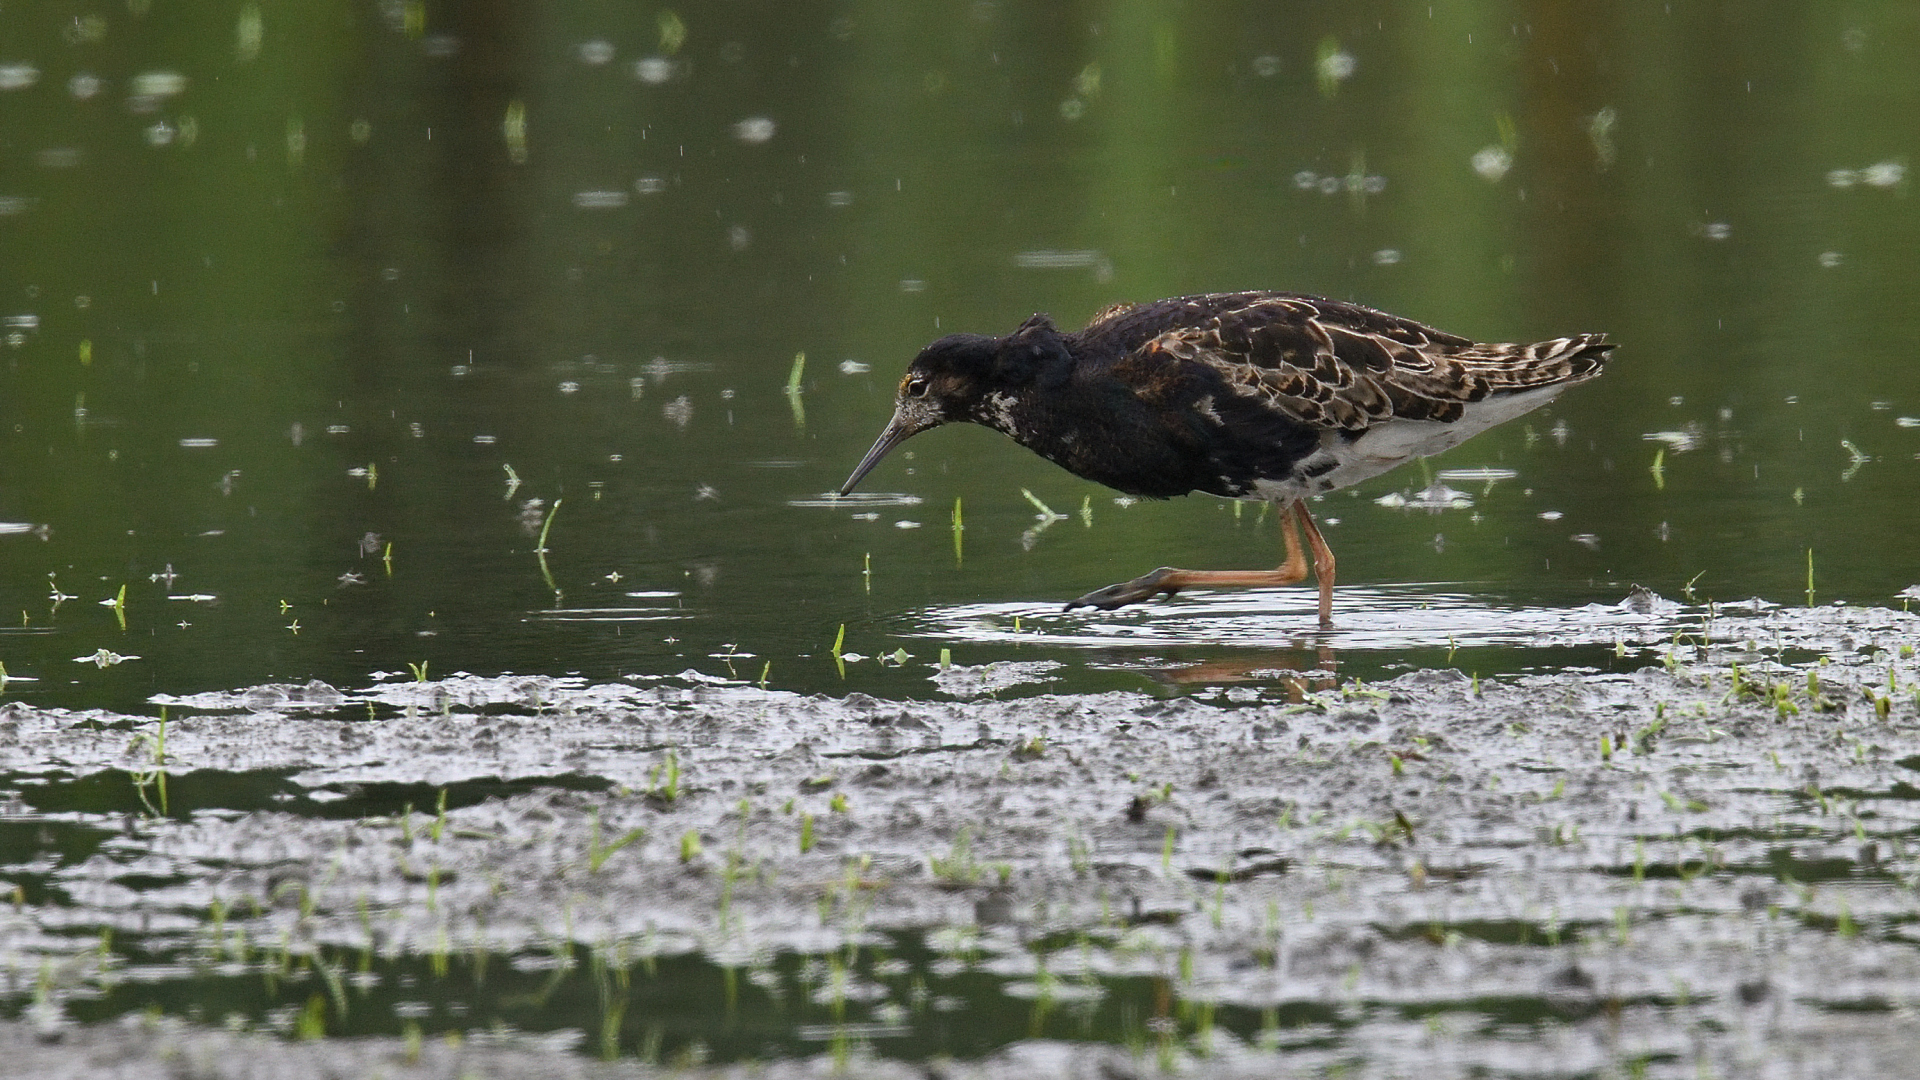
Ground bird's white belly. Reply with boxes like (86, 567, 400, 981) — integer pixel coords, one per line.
(1243, 382, 1572, 503)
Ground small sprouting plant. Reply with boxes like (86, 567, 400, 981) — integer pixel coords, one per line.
(785, 351, 806, 429)
(1020, 487, 1062, 519)
(1772, 682, 1799, 718)
(1067, 830, 1092, 876)
(647, 750, 681, 805)
(535, 499, 562, 600)
(294, 993, 327, 1039)
(930, 827, 979, 885)
(1869, 689, 1892, 721)
(430, 780, 447, 841)
(951, 496, 964, 566)
(128, 710, 170, 817)
(587, 811, 646, 872)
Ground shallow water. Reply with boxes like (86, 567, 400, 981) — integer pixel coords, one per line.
(1, 2, 1917, 713)
(1, 1, 1919, 1072)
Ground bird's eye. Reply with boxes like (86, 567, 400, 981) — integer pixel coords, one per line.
(902, 375, 930, 398)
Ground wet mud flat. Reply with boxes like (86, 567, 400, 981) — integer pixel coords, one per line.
(0, 600, 1918, 1078)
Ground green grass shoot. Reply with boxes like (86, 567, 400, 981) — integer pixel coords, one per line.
(785, 351, 806, 429)
(537, 499, 562, 599)
(295, 993, 327, 1039)
(1021, 488, 1062, 519)
(1649, 446, 1665, 490)
(154, 710, 168, 815)
(113, 583, 126, 631)
(1805, 548, 1815, 607)
(588, 816, 646, 872)
(129, 711, 169, 817)
(952, 497, 963, 566)
(599, 997, 627, 1061)
(648, 750, 680, 804)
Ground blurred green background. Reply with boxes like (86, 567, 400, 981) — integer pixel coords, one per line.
(1, 1, 1916, 706)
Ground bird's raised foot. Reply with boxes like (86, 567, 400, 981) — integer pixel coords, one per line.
(1064, 567, 1183, 611)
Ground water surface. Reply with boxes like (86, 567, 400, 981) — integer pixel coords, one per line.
(0, 2, 1918, 1071)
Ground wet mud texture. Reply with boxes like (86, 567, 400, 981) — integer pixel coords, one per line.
(2, 600, 1919, 1078)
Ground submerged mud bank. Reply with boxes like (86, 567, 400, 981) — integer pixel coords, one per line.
(0, 599, 1918, 1077)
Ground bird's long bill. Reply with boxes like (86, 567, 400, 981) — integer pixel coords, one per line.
(838, 409, 923, 495)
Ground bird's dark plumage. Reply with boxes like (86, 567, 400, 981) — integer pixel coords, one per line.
(840, 291, 1613, 624)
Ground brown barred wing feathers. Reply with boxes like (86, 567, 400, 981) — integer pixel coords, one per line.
(1152, 296, 1610, 429)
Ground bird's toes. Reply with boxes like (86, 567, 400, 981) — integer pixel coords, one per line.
(1062, 588, 1128, 612)
(1064, 569, 1179, 611)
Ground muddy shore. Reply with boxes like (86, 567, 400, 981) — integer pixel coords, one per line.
(0, 598, 1917, 1078)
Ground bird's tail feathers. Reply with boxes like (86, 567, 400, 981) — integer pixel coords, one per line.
(1453, 333, 1612, 389)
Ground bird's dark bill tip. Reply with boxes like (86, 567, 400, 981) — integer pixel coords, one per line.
(837, 449, 886, 496)
(839, 412, 916, 496)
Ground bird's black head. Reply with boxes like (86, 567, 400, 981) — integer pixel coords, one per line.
(838, 314, 1073, 495)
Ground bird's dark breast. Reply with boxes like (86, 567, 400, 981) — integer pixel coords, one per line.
(1010, 359, 1320, 500)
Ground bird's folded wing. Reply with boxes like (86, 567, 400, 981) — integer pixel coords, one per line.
(1146, 297, 1607, 429)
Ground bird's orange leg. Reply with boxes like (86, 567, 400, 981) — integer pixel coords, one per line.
(1293, 501, 1337, 629)
(1065, 501, 1336, 626)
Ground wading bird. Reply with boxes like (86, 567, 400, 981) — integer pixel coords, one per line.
(839, 292, 1611, 627)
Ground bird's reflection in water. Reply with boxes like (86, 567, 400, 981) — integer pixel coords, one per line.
(1141, 643, 1338, 696)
